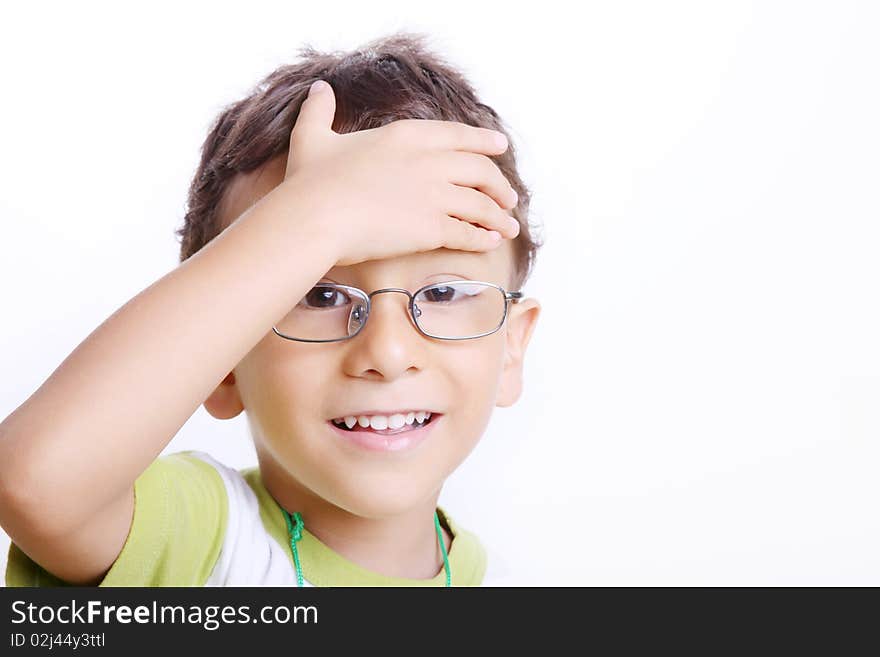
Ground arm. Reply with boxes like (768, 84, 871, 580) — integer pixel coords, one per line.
(0, 177, 336, 584)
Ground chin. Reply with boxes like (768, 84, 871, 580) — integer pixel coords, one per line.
(323, 475, 438, 519)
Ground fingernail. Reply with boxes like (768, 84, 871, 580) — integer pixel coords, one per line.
(495, 132, 508, 149)
(309, 80, 327, 97)
(509, 217, 520, 234)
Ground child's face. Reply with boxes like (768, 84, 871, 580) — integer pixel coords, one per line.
(204, 156, 540, 518)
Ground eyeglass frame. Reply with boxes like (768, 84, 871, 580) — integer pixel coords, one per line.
(272, 279, 523, 343)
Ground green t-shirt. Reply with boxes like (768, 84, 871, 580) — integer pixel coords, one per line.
(6, 451, 488, 587)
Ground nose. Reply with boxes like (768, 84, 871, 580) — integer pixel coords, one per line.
(347, 288, 424, 380)
(363, 288, 417, 334)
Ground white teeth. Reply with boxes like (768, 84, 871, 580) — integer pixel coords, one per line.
(333, 411, 435, 430)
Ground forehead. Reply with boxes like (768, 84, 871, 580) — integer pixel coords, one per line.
(328, 245, 513, 291)
(218, 156, 515, 287)
(216, 155, 287, 229)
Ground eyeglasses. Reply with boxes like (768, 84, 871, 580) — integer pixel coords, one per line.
(272, 280, 523, 343)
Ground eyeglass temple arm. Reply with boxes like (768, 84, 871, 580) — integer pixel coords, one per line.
(507, 291, 523, 302)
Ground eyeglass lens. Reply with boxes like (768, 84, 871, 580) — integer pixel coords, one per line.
(275, 282, 507, 341)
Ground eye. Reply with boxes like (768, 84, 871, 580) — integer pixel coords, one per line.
(298, 285, 350, 309)
(420, 284, 459, 303)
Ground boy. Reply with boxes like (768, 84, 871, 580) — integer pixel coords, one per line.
(1, 32, 542, 586)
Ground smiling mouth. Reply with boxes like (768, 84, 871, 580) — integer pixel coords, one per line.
(329, 414, 439, 436)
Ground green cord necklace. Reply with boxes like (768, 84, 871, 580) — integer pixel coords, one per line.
(281, 508, 451, 587)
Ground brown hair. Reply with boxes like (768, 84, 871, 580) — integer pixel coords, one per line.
(175, 31, 543, 290)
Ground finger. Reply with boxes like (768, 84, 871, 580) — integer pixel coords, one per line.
(443, 217, 504, 253)
(291, 79, 337, 146)
(393, 119, 509, 156)
(435, 151, 518, 210)
(444, 184, 521, 240)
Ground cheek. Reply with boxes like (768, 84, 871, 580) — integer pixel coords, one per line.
(442, 339, 506, 428)
(236, 346, 331, 423)
(449, 333, 507, 385)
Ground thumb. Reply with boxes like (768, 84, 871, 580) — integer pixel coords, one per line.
(292, 79, 336, 142)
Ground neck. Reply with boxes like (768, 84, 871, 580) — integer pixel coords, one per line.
(257, 450, 452, 580)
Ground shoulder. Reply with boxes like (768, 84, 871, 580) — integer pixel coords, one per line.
(103, 450, 232, 586)
(437, 507, 490, 586)
(185, 453, 298, 586)
(438, 507, 517, 586)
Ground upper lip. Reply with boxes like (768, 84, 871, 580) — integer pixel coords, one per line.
(328, 409, 442, 419)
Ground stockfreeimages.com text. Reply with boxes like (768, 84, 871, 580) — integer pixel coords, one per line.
(11, 600, 317, 631)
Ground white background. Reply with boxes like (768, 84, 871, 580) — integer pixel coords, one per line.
(1, 1, 878, 585)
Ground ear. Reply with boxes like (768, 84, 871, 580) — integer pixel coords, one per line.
(203, 369, 245, 419)
(495, 298, 541, 408)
